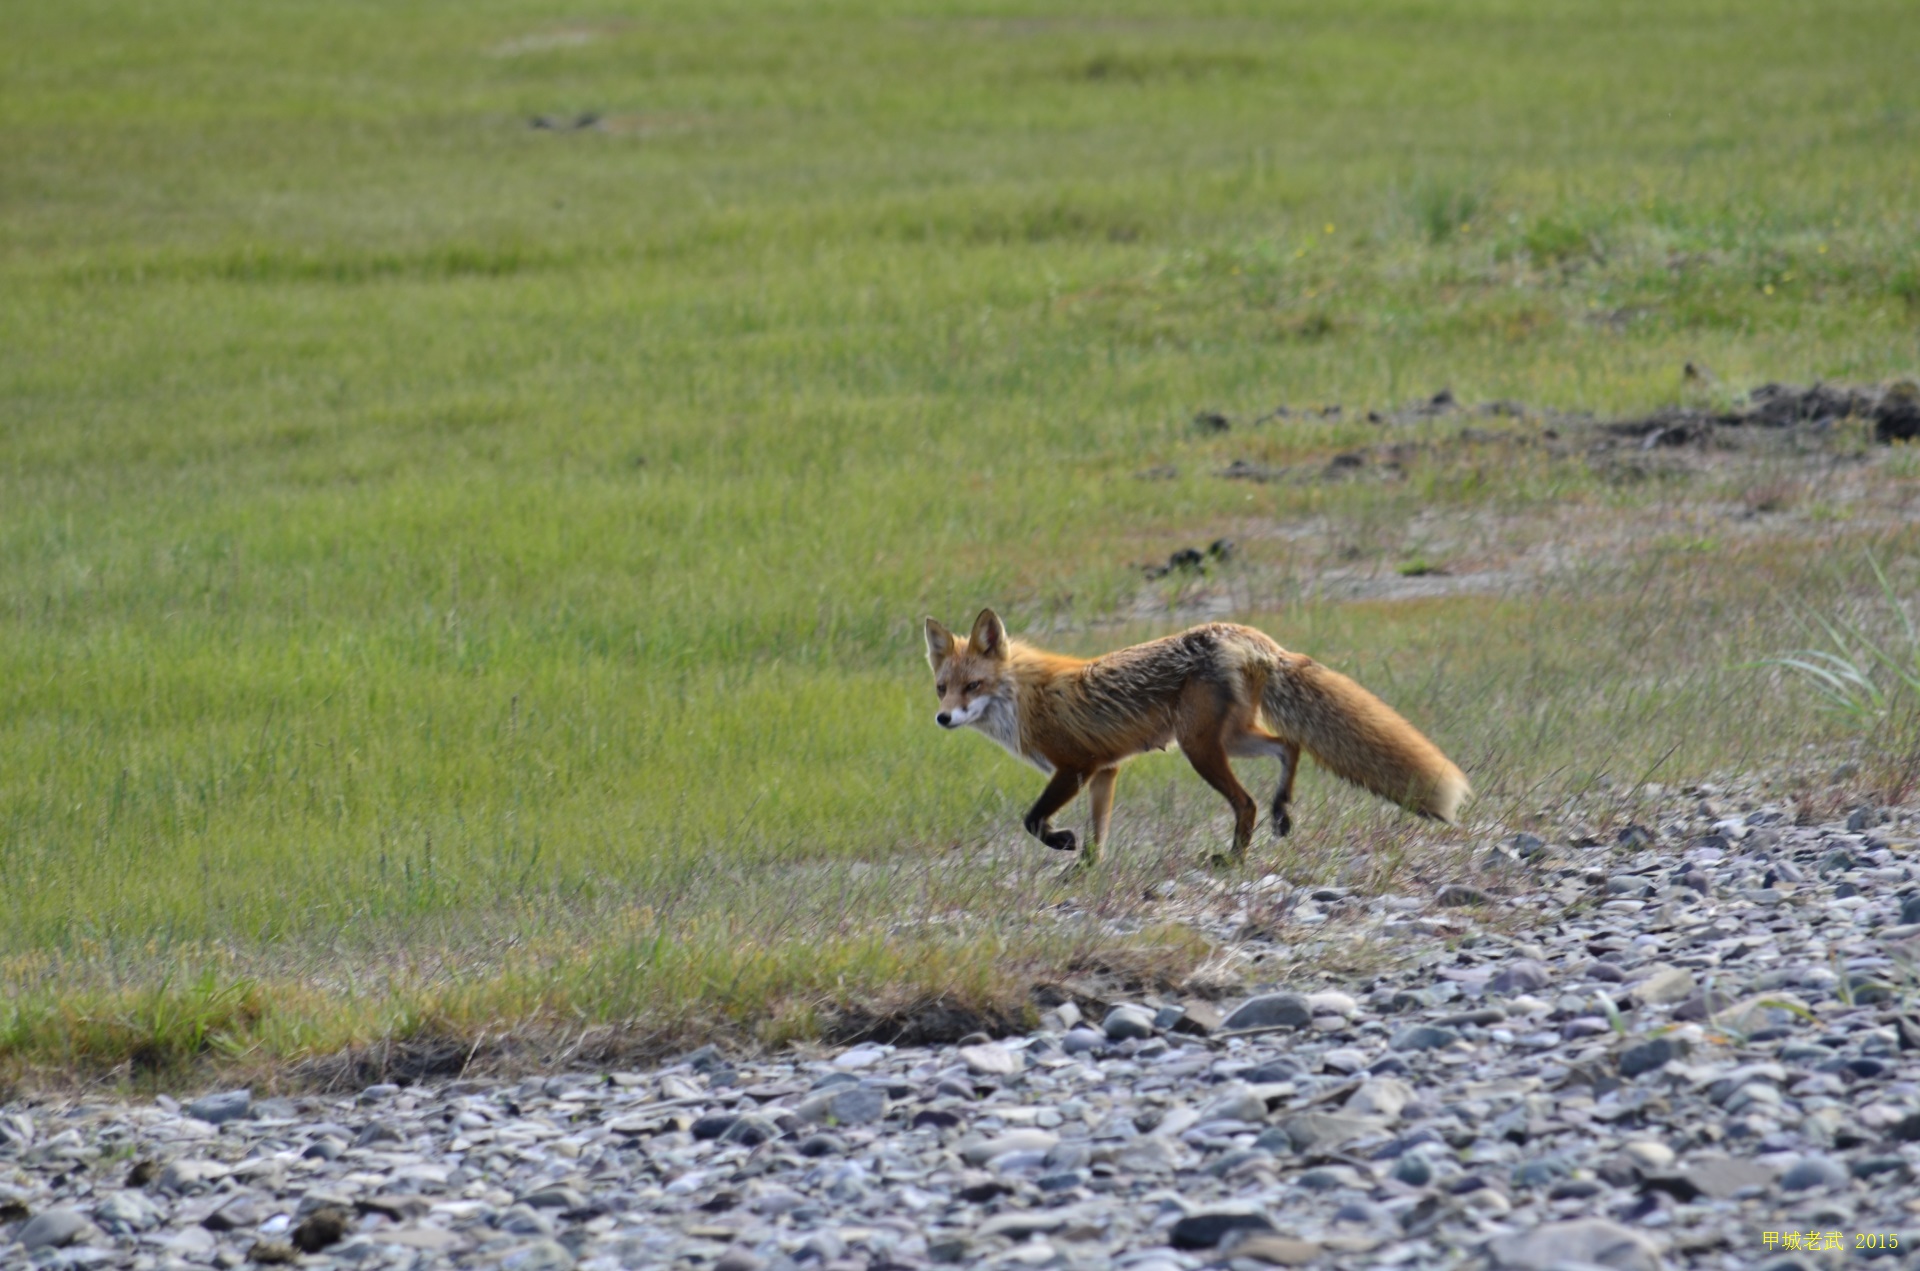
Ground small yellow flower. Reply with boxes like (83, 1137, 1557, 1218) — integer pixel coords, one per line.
(1817, 244, 1828, 254)
(1323, 223, 1335, 234)
(1764, 284, 1775, 295)
(1460, 223, 1471, 233)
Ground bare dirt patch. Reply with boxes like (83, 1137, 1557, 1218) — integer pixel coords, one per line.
(1125, 378, 1919, 620)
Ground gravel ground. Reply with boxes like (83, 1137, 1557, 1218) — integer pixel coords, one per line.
(5, 790, 1920, 1271)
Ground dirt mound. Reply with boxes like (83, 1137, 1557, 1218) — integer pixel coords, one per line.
(1609, 379, 1920, 448)
(1202, 377, 1918, 449)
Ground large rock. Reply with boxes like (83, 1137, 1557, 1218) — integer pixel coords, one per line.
(1344, 1077, 1413, 1120)
(976, 1209, 1075, 1240)
(1169, 1001, 1223, 1035)
(1487, 960, 1552, 994)
(184, 1089, 252, 1125)
(1221, 1234, 1324, 1266)
(1713, 993, 1810, 1034)
(1619, 1036, 1689, 1078)
(378, 1227, 464, 1252)
(1643, 1154, 1777, 1201)
(1279, 1111, 1378, 1152)
(1221, 993, 1312, 1032)
(1199, 1083, 1267, 1124)
(719, 1115, 779, 1146)
(518, 1185, 588, 1210)
(1114, 1134, 1178, 1173)
(1389, 1024, 1459, 1051)
(18, 1208, 95, 1250)
(959, 1130, 1057, 1167)
(156, 1159, 229, 1194)
(164, 1227, 217, 1257)
(1102, 1005, 1157, 1040)
(797, 1085, 885, 1126)
(1244, 1057, 1302, 1083)
(957, 1044, 1019, 1077)
(689, 1114, 741, 1141)
(1630, 965, 1695, 1006)
(500, 1240, 576, 1271)
(1780, 1156, 1849, 1192)
(1169, 1210, 1276, 1250)
(1487, 1217, 1664, 1271)
(1622, 1141, 1675, 1172)
(93, 1190, 164, 1234)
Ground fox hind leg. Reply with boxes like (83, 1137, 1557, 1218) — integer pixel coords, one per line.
(1270, 741, 1300, 838)
(1023, 768, 1087, 853)
(1226, 726, 1299, 839)
(1182, 732, 1258, 862)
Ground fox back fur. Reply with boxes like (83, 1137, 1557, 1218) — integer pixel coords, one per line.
(924, 609, 1468, 864)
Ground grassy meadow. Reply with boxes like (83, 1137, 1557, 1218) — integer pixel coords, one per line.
(3, 0, 1919, 1083)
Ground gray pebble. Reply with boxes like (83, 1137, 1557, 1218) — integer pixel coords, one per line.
(18, 1208, 94, 1250)
(1619, 1035, 1689, 1077)
(1103, 1004, 1157, 1040)
(1389, 1024, 1459, 1051)
(1487, 1217, 1662, 1271)
(1391, 1154, 1433, 1186)
(1487, 960, 1551, 994)
(184, 1088, 251, 1125)
(1781, 1156, 1850, 1191)
(1220, 992, 1312, 1031)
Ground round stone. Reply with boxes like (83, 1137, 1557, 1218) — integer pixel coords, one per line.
(1391, 1154, 1433, 1186)
(184, 1089, 252, 1125)
(1389, 1024, 1459, 1051)
(1061, 1028, 1105, 1054)
(1103, 1005, 1156, 1041)
(18, 1208, 93, 1250)
(1780, 1156, 1849, 1192)
(1221, 993, 1312, 1032)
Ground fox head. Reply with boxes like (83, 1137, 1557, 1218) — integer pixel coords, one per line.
(923, 608, 1010, 730)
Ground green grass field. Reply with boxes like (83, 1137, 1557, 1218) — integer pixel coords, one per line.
(4, 0, 1919, 1083)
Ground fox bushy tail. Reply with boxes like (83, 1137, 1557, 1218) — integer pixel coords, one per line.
(1261, 655, 1470, 823)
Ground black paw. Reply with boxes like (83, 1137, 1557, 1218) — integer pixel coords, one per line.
(1271, 807, 1292, 839)
(1042, 829, 1078, 852)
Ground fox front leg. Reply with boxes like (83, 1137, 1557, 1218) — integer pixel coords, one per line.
(1023, 769, 1086, 853)
(1080, 767, 1118, 869)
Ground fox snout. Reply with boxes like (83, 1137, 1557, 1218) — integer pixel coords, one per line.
(935, 697, 988, 729)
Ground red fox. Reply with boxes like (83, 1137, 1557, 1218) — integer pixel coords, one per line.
(924, 609, 1469, 866)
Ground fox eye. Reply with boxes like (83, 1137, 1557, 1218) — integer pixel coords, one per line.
(964, 680, 983, 694)
(936, 682, 947, 695)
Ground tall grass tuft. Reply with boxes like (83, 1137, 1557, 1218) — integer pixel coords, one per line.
(1409, 178, 1486, 245)
(1764, 554, 1920, 804)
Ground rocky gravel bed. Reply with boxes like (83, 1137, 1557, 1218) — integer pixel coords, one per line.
(6, 793, 1920, 1271)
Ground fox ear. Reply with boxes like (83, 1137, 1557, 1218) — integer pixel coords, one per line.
(968, 608, 1009, 661)
(924, 618, 956, 669)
